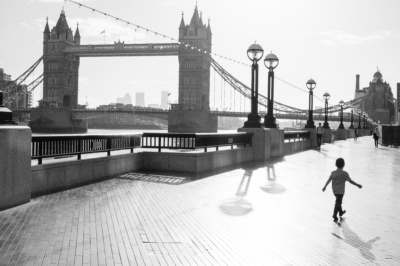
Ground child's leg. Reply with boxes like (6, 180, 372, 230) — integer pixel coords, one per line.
(333, 194, 344, 218)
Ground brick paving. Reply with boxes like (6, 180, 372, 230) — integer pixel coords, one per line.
(1, 136, 400, 265)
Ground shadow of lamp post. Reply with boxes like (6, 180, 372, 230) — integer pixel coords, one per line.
(243, 43, 264, 128)
(263, 52, 279, 128)
(323, 92, 330, 129)
(305, 79, 316, 128)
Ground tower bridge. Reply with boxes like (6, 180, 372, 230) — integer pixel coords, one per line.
(2, 3, 396, 133)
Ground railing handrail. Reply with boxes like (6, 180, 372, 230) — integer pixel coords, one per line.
(32, 133, 142, 165)
(139, 132, 253, 152)
(284, 130, 310, 142)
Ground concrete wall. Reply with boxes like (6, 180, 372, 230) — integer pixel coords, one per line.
(143, 147, 253, 172)
(27, 130, 312, 198)
(0, 126, 31, 210)
(31, 153, 143, 197)
(284, 140, 310, 156)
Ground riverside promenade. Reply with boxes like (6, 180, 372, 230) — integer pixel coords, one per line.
(0, 136, 399, 266)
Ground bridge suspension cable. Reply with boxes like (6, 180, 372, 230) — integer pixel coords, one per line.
(3, 75, 43, 106)
(210, 57, 371, 116)
(210, 57, 306, 114)
(2, 56, 43, 95)
(2, 56, 43, 106)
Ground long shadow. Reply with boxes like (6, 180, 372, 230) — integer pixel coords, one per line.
(334, 220, 380, 262)
(259, 158, 287, 194)
(219, 163, 259, 216)
(118, 161, 267, 185)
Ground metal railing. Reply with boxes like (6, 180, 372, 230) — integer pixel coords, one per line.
(141, 132, 253, 152)
(32, 134, 141, 165)
(284, 131, 310, 142)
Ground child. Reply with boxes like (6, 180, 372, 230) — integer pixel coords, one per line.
(322, 158, 362, 223)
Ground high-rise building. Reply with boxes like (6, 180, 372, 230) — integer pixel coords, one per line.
(161, 91, 169, 109)
(116, 93, 132, 105)
(0, 68, 32, 109)
(135, 92, 145, 107)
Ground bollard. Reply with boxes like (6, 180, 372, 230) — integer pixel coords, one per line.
(0, 89, 32, 210)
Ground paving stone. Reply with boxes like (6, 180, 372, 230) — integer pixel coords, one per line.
(1, 136, 399, 265)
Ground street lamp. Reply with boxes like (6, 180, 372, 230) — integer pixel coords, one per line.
(358, 109, 362, 129)
(243, 43, 263, 128)
(349, 106, 354, 129)
(323, 92, 330, 129)
(264, 52, 279, 128)
(363, 112, 367, 129)
(305, 79, 316, 128)
(338, 100, 345, 129)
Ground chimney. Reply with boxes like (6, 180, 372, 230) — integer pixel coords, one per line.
(356, 74, 360, 91)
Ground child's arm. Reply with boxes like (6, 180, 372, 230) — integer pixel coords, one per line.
(348, 179, 362, 189)
(322, 177, 332, 192)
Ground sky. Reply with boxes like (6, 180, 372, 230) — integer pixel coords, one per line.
(1, 0, 400, 111)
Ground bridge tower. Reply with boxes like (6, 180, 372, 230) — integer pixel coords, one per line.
(42, 10, 80, 109)
(177, 5, 212, 111)
(169, 5, 217, 132)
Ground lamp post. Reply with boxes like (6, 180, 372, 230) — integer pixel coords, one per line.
(243, 43, 264, 128)
(349, 106, 354, 129)
(363, 112, 367, 129)
(264, 52, 279, 128)
(358, 109, 362, 129)
(338, 100, 345, 129)
(305, 79, 316, 128)
(323, 92, 330, 129)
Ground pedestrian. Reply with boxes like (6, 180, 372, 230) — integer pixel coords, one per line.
(316, 122, 324, 149)
(354, 128, 358, 141)
(322, 158, 362, 223)
(373, 127, 379, 147)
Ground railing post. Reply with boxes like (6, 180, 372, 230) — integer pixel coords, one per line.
(78, 139, 82, 160)
(107, 137, 111, 156)
(158, 136, 161, 152)
(38, 140, 43, 165)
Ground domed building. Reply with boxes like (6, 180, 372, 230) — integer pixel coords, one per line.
(354, 70, 395, 124)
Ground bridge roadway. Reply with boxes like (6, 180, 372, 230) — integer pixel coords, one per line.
(12, 108, 356, 122)
(1, 136, 399, 265)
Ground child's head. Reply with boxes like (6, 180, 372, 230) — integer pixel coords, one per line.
(336, 158, 345, 168)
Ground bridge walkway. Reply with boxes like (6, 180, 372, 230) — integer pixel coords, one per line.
(0, 136, 399, 265)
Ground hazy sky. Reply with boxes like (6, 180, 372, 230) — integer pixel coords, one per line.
(1, 0, 399, 110)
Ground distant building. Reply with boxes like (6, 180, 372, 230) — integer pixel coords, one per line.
(0, 68, 32, 109)
(116, 93, 132, 105)
(161, 91, 169, 109)
(354, 70, 395, 124)
(136, 92, 145, 107)
(148, 104, 160, 108)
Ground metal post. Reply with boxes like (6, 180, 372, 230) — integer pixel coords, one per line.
(339, 106, 345, 129)
(349, 109, 354, 129)
(264, 68, 277, 128)
(323, 99, 330, 129)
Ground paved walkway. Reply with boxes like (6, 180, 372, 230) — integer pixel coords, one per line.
(1, 136, 399, 265)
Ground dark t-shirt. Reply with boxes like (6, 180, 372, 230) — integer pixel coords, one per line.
(329, 169, 351, 194)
